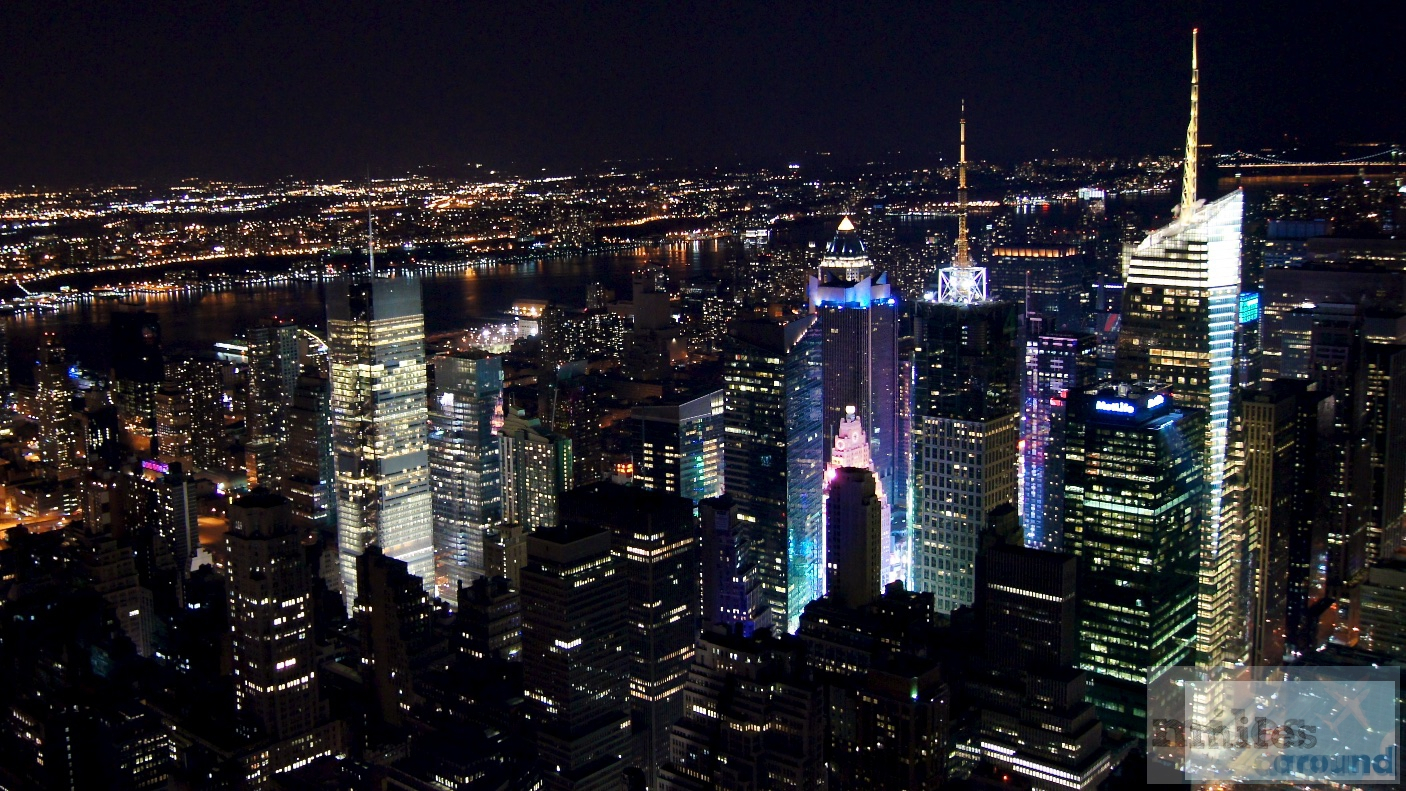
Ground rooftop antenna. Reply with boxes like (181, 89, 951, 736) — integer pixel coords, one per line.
(1180, 29, 1199, 215)
(934, 100, 987, 305)
(366, 174, 376, 277)
(955, 99, 970, 267)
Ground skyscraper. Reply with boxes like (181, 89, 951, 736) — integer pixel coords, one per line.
(225, 491, 322, 741)
(500, 410, 573, 531)
(911, 299, 1021, 612)
(1240, 380, 1332, 665)
(1114, 31, 1245, 666)
(34, 332, 82, 476)
(987, 244, 1086, 330)
(911, 108, 1022, 613)
(659, 626, 826, 791)
(629, 387, 725, 502)
(1358, 559, 1406, 661)
(164, 353, 227, 471)
(1064, 383, 1202, 735)
(430, 352, 503, 604)
(970, 543, 1113, 790)
(561, 482, 700, 786)
(520, 525, 630, 791)
(1021, 332, 1097, 549)
(246, 318, 301, 440)
(356, 545, 444, 729)
(282, 363, 334, 536)
(824, 466, 883, 609)
(698, 494, 760, 626)
(807, 224, 907, 582)
(245, 318, 301, 488)
(723, 313, 823, 632)
(328, 275, 434, 605)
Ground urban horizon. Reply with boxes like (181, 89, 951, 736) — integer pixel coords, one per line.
(1, 9, 1404, 791)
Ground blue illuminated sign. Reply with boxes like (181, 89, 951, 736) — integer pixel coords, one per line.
(1147, 394, 1166, 409)
(1239, 291, 1261, 324)
(1095, 399, 1136, 414)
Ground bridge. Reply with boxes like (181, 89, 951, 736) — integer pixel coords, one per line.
(1215, 147, 1402, 169)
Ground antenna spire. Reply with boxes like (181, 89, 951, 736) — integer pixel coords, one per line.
(367, 176, 376, 277)
(955, 100, 970, 268)
(1181, 29, 1199, 214)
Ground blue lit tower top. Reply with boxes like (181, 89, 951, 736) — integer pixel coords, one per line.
(936, 102, 988, 305)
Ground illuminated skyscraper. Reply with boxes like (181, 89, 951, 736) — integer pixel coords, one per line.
(430, 352, 503, 605)
(500, 410, 573, 531)
(808, 224, 907, 583)
(1064, 383, 1202, 735)
(1240, 381, 1331, 664)
(629, 387, 725, 501)
(910, 106, 1021, 613)
(245, 318, 301, 488)
(328, 276, 434, 605)
(0, 320, 9, 395)
(1114, 30, 1245, 665)
(723, 313, 823, 632)
(1021, 332, 1097, 549)
(164, 353, 226, 471)
(34, 332, 82, 476)
(225, 491, 325, 743)
(283, 363, 334, 535)
(520, 525, 630, 791)
(911, 299, 1020, 612)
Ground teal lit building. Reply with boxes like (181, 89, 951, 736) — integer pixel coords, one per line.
(723, 313, 823, 632)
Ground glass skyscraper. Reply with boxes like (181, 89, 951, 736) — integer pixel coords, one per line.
(1114, 189, 1244, 664)
(429, 352, 503, 605)
(630, 387, 725, 502)
(1064, 383, 1202, 736)
(1021, 332, 1097, 549)
(328, 276, 434, 605)
(723, 313, 823, 632)
(1114, 29, 1246, 667)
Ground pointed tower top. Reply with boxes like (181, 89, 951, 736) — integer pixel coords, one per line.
(955, 100, 970, 267)
(367, 179, 376, 277)
(837, 215, 856, 232)
(1180, 29, 1200, 215)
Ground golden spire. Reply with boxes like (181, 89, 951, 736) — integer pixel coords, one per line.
(1181, 29, 1199, 215)
(956, 100, 970, 267)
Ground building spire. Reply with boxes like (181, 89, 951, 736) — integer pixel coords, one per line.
(955, 100, 970, 267)
(1181, 29, 1199, 215)
(367, 176, 376, 277)
(934, 101, 987, 306)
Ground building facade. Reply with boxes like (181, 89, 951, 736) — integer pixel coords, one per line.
(328, 276, 434, 605)
(430, 352, 503, 604)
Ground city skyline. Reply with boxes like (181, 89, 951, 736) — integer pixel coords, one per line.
(1, 11, 1404, 789)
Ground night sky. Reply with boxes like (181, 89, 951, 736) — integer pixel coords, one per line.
(2, 1, 1400, 187)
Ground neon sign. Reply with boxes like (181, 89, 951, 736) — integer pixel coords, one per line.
(1095, 399, 1136, 414)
